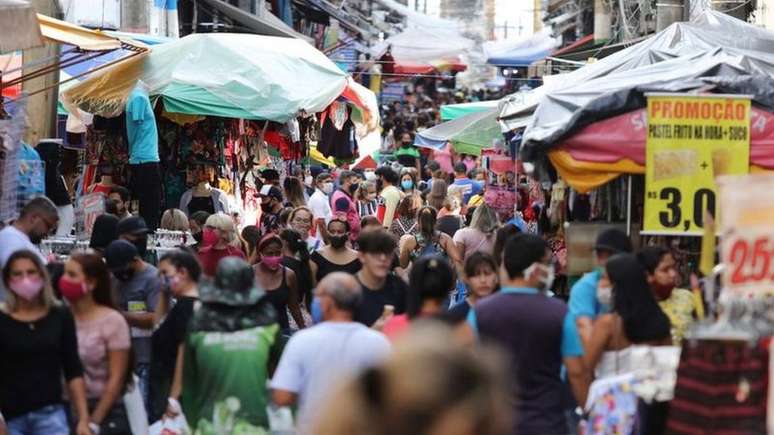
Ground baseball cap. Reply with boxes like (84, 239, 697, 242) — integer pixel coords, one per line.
(257, 185, 283, 201)
(594, 229, 632, 254)
(105, 240, 139, 270)
(117, 216, 149, 236)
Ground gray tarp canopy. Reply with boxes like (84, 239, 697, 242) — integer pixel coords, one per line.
(499, 11, 774, 163)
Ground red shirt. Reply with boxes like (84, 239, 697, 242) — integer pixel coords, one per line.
(198, 245, 246, 277)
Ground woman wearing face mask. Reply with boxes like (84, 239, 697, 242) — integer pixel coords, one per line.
(310, 219, 362, 284)
(254, 234, 304, 333)
(584, 254, 671, 383)
(0, 250, 92, 435)
(354, 181, 378, 218)
(147, 249, 200, 422)
(62, 252, 132, 435)
(197, 212, 245, 277)
(637, 246, 703, 344)
(389, 194, 421, 239)
(399, 170, 418, 196)
(394, 132, 421, 174)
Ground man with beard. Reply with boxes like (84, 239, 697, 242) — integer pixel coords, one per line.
(105, 239, 161, 407)
(0, 197, 59, 299)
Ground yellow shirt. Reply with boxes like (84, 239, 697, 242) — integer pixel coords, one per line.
(658, 288, 703, 344)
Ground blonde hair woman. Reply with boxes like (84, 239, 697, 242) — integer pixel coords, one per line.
(0, 250, 93, 435)
(198, 212, 246, 277)
(160, 209, 190, 232)
(453, 203, 500, 266)
(313, 324, 511, 435)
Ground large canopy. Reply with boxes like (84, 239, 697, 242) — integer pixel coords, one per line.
(440, 100, 498, 120)
(517, 11, 774, 162)
(371, 26, 473, 74)
(63, 33, 349, 121)
(484, 29, 558, 67)
(415, 108, 501, 156)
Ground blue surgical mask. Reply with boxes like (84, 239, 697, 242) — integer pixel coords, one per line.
(311, 296, 324, 324)
(401, 180, 414, 190)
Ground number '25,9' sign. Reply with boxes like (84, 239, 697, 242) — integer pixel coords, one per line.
(718, 174, 774, 296)
(644, 94, 751, 235)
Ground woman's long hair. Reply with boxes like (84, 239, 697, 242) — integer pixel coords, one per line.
(2, 250, 59, 312)
(283, 176, 307, 208)
(416, 206, 438, 240)
(280, 228, 314, 308)
(469, 203, 500, 235)
(606, 254, 671, 343)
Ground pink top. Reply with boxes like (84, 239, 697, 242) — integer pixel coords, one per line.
(453, 227, 495, 260)
(382, 314, 411, 341)
(433, 144, 453, 175)
(75, 309, 131, 399)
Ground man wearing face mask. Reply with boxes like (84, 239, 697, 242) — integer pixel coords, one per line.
(330, 170, 361, 244)
(271, 272, 390, 434)
(117, 215, 151, 264)
(308, 172, 333, 224)
(0, 197, 59, 300)
(105, 239, 162, 406)
(374, 166, 402, 229)
(258, 185, 285, 235)
(465, 233, 588, 435)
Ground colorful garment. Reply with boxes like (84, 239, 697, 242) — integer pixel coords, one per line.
(658, 289, 701, 344)
(582, 374, 639, 435)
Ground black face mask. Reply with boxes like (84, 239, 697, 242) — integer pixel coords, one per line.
(261, 202, 274, 213)
(401, 141, 412, 147)
(29, 232, 45, 245)
(132, 237, 148, 258)
(114, 267, 135, 282)
(348, 183, 359, 196)
(329, 235, 347, 249)
(193, 231, 203, 244)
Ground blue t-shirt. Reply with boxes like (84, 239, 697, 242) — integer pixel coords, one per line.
(125, 87, 160, 164)
(467, 287, 583, 358)
(451, 178, 483, 204)
(568, 269, 608, 320)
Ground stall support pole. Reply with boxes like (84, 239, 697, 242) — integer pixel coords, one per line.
(626, 175, 633, 236)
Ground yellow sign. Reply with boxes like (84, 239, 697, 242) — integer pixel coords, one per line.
(644, 94, 751, 235)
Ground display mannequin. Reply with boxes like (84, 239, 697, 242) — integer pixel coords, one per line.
(36, 138, 74, 236)
(179, 163, 230, 216)
(126, 80, 162, 231)
(88, 165, 115, 195)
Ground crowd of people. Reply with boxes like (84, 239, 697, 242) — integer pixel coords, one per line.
(0, 146, 702, 435)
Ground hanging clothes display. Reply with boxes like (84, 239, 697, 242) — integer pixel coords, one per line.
(126, 85, 162, 231)
(666, 340, 768, 435)
(36, 139, 74, 236)
(317, 102, 358, 160)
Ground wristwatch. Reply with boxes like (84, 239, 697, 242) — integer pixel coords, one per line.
(89, 422, 101, 435)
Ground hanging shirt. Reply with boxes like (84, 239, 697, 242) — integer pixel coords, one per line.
(125, 87, 160, 164)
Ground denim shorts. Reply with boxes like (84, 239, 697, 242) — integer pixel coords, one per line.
(7, 404, 69, 435)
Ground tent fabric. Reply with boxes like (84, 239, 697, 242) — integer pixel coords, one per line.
(440, 100, 498, 120)
(415, 108, 501, 156)
(484, 29, 558, 67)
(0, 0, 43, 53)
(63, 33, 348, 121)
(37, 13, 126, 51)
(370, 26, 473, 74)
(519, 11, 774, 162)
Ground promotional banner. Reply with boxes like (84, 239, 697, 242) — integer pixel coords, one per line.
(718, 174, 774, 297)
(76, 193, 106, 240)
(644, 94, 751, 235)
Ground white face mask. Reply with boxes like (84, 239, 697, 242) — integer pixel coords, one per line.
(321, 182, 334, 194)
(364, 171, 376, 181)
(597, 285, 613, 306)
(304, 175, 313, 185)
(524, 263, 555, 291)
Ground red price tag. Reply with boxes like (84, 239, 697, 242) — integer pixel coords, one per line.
(726, 235, 772, 287)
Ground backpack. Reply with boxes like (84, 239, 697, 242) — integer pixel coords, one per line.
(412, 232, 446, 260)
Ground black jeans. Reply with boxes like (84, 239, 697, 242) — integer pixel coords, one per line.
(129, 162, 162, 231)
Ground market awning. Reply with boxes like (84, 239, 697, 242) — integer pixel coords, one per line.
(485, 28, 558, 67)
(63, 32, 348, 121)
(440, 100, 498, 121)
(38, 13, 124, 51)
(199, 0, 313, 43)
(415, 108, 501, 156)
(0, 0, 43, 53)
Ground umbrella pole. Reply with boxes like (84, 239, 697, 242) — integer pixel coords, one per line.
(626, 175, 633, 236)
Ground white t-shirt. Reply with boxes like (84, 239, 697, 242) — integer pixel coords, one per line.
(271, 322, 390, 432)
(308, 189, 332, 224)
(0, 225, 47, 301)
